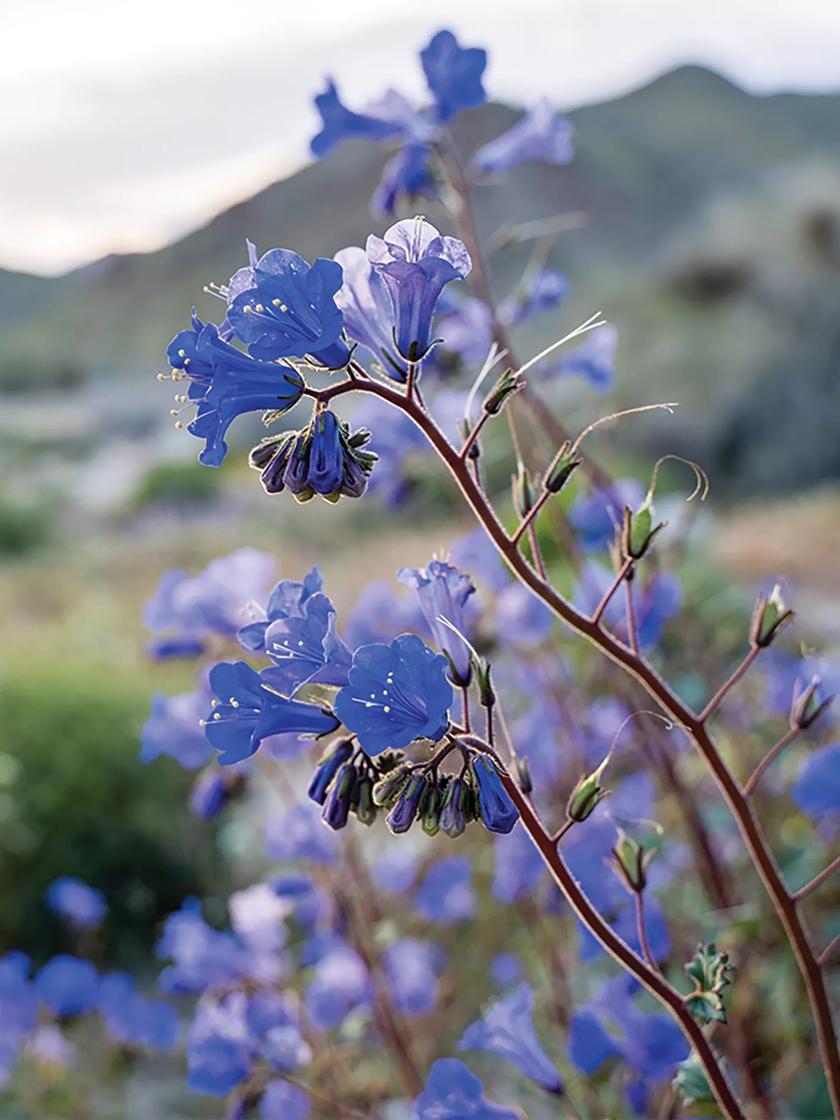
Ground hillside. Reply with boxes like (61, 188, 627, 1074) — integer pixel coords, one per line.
(3, 65, 840, 495)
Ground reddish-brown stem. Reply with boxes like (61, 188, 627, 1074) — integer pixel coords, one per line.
(820, 933, 840, 968)
(795, 855, 840, 902)
(459, 409, 491, 459)
(743, 727, 800, 797)
(528, 522, 547, 580)
(700, 645, 762, 722)
(311, 374, 840, 1116)
(591, 557, 633, 625)
(512, 489, 551, 545)
(635, 891, 661, 973)
(551, 819, 575, 846)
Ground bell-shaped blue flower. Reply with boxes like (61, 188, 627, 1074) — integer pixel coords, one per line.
(383, 937, 445, 1015)
(420, 30, 487, 123)
(307, 410, 343, 494)
(262, 590, 351, 696)
(414, 1058, 519, 1120)
(794, 742, 840, 820)
(399, 558, 475, 683)
(459, 983, 563, 1094)
(367, 218, 471, 363)
(204, 661, 339, 765)
(238, 567, 322, 653)
(310, 80, 409, 158)
(166, 317, 305, 467)
(471, 755, 519, 834)
(499, 269, 569, 326)
(225, 248, 350, 368)
(372, 141, 438, 218)
(334, 246, 407, 380)
(99, 972, 180, 1051)
(474, 99, 574, 174)
(334, 633, 453, 756)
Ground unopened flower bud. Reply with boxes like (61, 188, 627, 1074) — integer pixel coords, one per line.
(621, 502, 665, 560)
(386, 773, 428, 834)
(308, 737, 354, 806)
(474, 658, 495, 710)
(791, 676, 834, 730)
(513, 465, 535, 518)
(611, 827, 656, 894)
(459, 418, 481, 460)
(514, 755, 533, 795)
(420, 779, 444, 837)
(751, 584, 794, 648)
(567, 756, 611, 822)
(444, 649, 472, 689)
(354, 776, 377, 826)
(543, 440, 583, 494)
(321, 762, 357, 830)
(440, 776, 471, 838)
(471, 755, 518, 834)
(372, 762, 412, 808)
(483, 368, 523, 416)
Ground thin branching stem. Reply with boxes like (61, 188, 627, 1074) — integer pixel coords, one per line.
(635, 892, 662, 973)
(591, 557, 633, 625)
(624, 577, 640, 656)
(743, 727, 800, 797)
(700, 646, 762, 723)
(795, 855, 840, 902)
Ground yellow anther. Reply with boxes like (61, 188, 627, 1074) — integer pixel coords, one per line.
(178, 349, 186, 358)
(243, 305, 252, 314)
(174, 421, 184, 429)
(255, 303, 264, 313)
(213, 712, 221, 721)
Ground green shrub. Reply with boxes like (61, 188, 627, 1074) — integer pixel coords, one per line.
(132, 460, 221, 509)
(0, 661, 227, 967)
(0, 496, 52, 556)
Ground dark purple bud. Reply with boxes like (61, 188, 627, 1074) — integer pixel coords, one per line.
(543, 439, 583, 494)
(386, 772, 428, 834)
(340, 454, 369, 499)
(308, 737, 354, 805)
(322, 762, 357, 830)
(471, 754, 518, 834)
(439, 776, 471, 838)
(283, 432, 315, 502)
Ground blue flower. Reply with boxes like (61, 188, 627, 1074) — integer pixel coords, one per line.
(413, 1058, 519, 1120)
(495, 583, 553, 648)
(310, 80, 409, 157)
(334, 633, 453, 756)
(492, 823, 547, 904)
(568, 1012, 620, 1074)
(574, 564, 682, 650)
(35, 956, 99, 1017)
(334, 245, 405, 378)
(45, 877, 106, 930)
(304, 946, 370, 1030)
(265, 802, 337, 865)
(345, 578, 428, 648)
(471, 755, 519, 834)
(459, 983, 563, 1093)
(545, 323, 617, 390)
(372, 850, 419, 894)
(420, 30, 487, 123)
(399, 559, 476, 682)
(141, 689, 215, 769)
(225, 248, 350, 368)
(416, 857, 476, 923)
(166, 317, 305, 466)
(436, 296, 495, 366)
(189, 768, 240, 819)
(794, 742, 840, 820)
(499, 269, 569, 326)
(308, 737, 354, 805)
(262, 590, 351, 696)
(367, 218, 472, 364)
(144, 548, 274, 657)
(99, 972, 180, 1051)
(490, 954, 522, 989)
(238, 566, 322, 653)
(569, 480, 644, 551)
(373, 141, 438, 217)
(384, 938, 445, 1016)
(260, 1079, 311, 1120)
(156, 898, 250, 994)
(204, 661, 340, 765)
(186, 993, 251, 1096)
(474, 100, 574, 174)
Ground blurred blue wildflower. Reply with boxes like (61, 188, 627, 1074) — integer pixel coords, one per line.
(374, 141, 439, 217)
(413, 1058, 519, 1120)
(367, 218, 472, 363)
(345, 577, 428, 647)
(475, 99, 574, 174)
(260, 1079, 311, 1120)
(372, 849, 419, 894)
(384, 937, 445, 1015)
(35, 956, 99, 1017)
(416, 856, 476, 923)
(794, 742, 840, 820)
(225, 248, 350, 369)
(334, 633, 453, 755)
(167, 317, 305, 466)
(493, 823, 547, 904)
(495, 582, 553, 647)
(310, 81, 411, 158)
(574, 563, 682, 649)
(499, 269, 569, 326)
(541, 323, 617, 389)
(304, 945, 370, 1030)
(0, 953, 38, 1081)
(490, 953, 523, 989)
(186, 993, 251, 1096)
(204, 661, 339, 765)
(142, 688, 214, 769)
(45, 877, 106, 931)
(459, 983, 563, 1093)
(189, 767, 239, 819)
(569, 480, 644, 551)
(568, 1012, 620, 1074)
(156, 898, 251, 994)
(99, 972, 179, 1051)
(399, 558, 476, 682)
(266, 802, 337, 865)
(420, 29, 487, 123)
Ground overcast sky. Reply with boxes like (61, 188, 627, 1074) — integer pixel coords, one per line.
(5, 0, 840, 275)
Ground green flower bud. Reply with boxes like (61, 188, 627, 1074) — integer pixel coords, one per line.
(621, 502, 665, 560)
(750, 584, 794, 648)
(543, 440, 583, 494)
(514, 755, 533, 795)
(791, 676, 834, 730)
(567, 753, 611, 822)
(483, 368, 523, 416)
(513, 465, 535, 518)
(372, 763, 413, 807)
(611, 827, 656, 893)
(474, 658, 495, 710)
(420, 779, 444, 837)
(354, 776, 377, 826)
